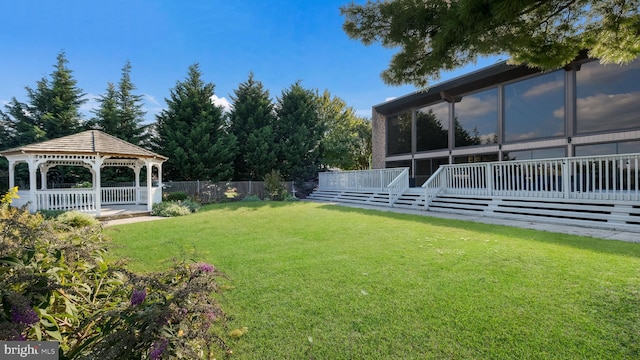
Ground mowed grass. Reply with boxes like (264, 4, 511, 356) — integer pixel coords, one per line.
(106, 202, 640, 359)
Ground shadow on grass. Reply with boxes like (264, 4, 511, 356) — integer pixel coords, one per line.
(199, 201, 297, 212)
(315, 203, 640, 259)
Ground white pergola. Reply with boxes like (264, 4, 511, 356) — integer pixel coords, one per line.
(0, 130, 167, 216)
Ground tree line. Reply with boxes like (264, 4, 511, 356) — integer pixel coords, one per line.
(0, 52, 371, 187)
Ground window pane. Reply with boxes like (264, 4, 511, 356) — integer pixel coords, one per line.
(416, 102, 449, 152)
(504, 71, 565, 142)
(386, 112, 412, 155)
(504, 147, 566, 161)
(575, 140, 640, 156)
(415, 157, 448, 185)
(454, 88, 498, 147)
(576, 59, 640, 134)
(453, 153, 499, 164)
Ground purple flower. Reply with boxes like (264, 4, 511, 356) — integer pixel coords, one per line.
(149, 338, 168, 360)
(196, 263, 215, 273)
(10, 303, 39, 325)
(130, 289, 146, 306)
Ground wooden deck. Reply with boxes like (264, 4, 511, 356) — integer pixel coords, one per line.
(97, 204, 151, 221)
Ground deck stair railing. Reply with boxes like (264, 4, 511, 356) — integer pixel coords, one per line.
(421, 153, 640, 202)
(421, 166, 446, 210)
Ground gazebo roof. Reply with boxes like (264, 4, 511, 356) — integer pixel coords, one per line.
(0, 130, 167, 160)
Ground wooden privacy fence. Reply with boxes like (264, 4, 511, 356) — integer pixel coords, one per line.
(163, 180, 294, 203)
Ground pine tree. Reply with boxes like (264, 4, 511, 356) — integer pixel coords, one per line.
(92, 61, 148, 146)
(342, 0, 640, 87)
(0, 51, 86, 145)
(228, 73, 277, 180)
(273, 82, 324, 181)
(155, 64, 237, 181)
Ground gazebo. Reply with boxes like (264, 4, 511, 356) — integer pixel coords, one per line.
(0, 130, 167, 217)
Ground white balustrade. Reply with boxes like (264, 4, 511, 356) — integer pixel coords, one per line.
(422, 153, 640, 202)
(101, 187, 137, 205)
(36, 190, 96, 213)
(318, 168, 407, 192)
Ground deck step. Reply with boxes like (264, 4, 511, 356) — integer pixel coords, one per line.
(308, 188, 640, 233)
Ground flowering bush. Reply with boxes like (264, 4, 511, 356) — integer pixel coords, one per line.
(151, 200, 200, 217)
(0, 189, 231, 359)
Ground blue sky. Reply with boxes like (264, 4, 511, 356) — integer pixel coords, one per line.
(0, 0, 500, 122)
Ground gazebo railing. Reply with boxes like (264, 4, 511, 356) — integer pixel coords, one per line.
(101, 187, 137, 205)
(36, 189, 96, 213)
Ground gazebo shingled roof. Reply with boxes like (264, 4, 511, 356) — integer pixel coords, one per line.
(0, 130, 167, 160)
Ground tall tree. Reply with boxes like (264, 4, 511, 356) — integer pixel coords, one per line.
(0, 51, 86, 146)
(316, 90, 371, 170)
(228, 73, 277, 180)
(341, 0, 640, 87)
(155, 64, 237, 181)
(92, 61, 148, 146)
(273, 82, 324, 181)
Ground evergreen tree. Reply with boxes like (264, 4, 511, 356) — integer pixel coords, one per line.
(316, 90, 372, 170)
(342, 0, 640, 87)
(155, 64, 237, 181)
(273, 82, 324, 181)
(0, 51, 86, 145)
(228, 73, 277, 180)
(92, 61, 148, 146)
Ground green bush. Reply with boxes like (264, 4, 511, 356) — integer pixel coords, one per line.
(165, 191, 189, 202)
(284, 193, 299, 201)
(241, 194, 262, 202)
(54, 210, 100, 228)
(264, 170, 288, 201)
(152, 200, 199, 217)
(38, 209, 67, 219)
(0, 189, 231, 358)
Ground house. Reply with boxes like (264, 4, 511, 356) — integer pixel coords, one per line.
(309, 55, 640, 232)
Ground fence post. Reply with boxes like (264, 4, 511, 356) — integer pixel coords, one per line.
(562, 159, 570, 199)
(486, 163, 493, 196)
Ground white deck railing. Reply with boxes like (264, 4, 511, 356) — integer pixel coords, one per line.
(425, 153, 640, 202)
(319, 168, 409, 192)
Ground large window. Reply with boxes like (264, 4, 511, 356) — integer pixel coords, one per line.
(454, 88, 498, 147)
(575, 59, 640, 134)
(416, 102, 449, 152)
(387, 112, 412, 155)
(504, 71, 565, 142)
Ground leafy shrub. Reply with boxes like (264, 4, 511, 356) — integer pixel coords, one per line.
(165, 191, 189, 202)
(241, 194, 262, 202)
(284, 193, 299, 201)
(0, 189, 231, 358)
(151, 200, 199, 217)
(55, 210, 100, 228)
(264, 170, 287, 201)
(38, 209, 67, 219)
(180, 199, 201, 213)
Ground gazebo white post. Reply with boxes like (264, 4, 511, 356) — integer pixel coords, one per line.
(145, 160, 153, 212)
(40, 164, 50, 190)
(92, 156, 105, 217)
(27, 156, 37, 212)
(157, 162, 163, 195)
(8, 159, 15, 189)
(134, 163, 142, 205)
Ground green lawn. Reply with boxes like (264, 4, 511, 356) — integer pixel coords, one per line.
(106, 202, 640, 359)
